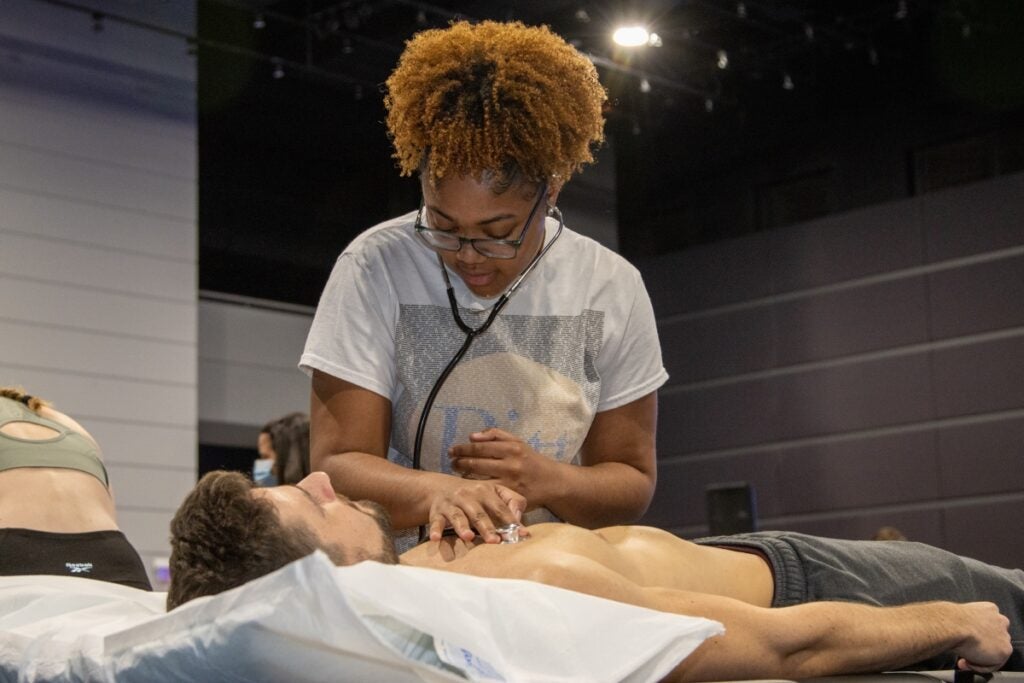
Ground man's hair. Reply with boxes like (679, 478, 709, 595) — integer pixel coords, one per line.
(260, 412, 310, 485)
(385, 20, 607, 188)
(167, 470, 335, 610)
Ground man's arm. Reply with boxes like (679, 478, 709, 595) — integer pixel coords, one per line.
(523, 554, 1012, 683)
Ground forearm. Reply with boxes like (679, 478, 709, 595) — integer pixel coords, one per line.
(773, 601, 977, 676)
(539, 459, 654, 527)
(645, 592, 1010, 682)
(317, 451, 460, 530)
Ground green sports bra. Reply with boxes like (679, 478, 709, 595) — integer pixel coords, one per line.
(0, 397, 109, 487)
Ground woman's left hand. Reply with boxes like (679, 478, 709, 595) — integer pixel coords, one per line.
(448, 428, 554, 507)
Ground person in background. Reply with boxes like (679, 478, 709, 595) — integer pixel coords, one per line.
(0, 386, 151, 589)
(301, 20, 666, 551)
(167, 471, 1022, 681)
(256, 412, 310, 486)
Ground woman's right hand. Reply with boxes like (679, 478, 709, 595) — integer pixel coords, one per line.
(427, 480, 528, 544)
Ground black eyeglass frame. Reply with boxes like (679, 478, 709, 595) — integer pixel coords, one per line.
(413, 183, 548, 260)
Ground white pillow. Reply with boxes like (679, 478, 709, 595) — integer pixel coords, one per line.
(1, 552, 723, 682)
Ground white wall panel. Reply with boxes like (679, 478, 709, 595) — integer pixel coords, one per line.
(0, 91, 195, 177)
(1, 276, 195, 342)
(106, 464, 196, 511)
(198, 357, 309, 428)
(199, 300, 312, 368)
(0, 363, 194, 428)
(0, 142, 194, 220)
(83, 419, 196, 470)
(0, 232, 193, 301)
(0, 187, 195, 259)
(1, 319, 194, 386)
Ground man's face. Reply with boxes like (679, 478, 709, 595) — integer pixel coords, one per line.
(253, 472, 399, 565)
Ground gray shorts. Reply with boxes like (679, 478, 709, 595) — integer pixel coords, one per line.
(695, 531, 1024, 670)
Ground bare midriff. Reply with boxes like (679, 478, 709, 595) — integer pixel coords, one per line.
(0, 468, 118, 532)
(402, 522, 775, 607)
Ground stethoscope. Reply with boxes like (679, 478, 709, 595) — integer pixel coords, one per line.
(412, 202, 565, 541)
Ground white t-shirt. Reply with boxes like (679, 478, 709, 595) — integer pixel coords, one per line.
(300, 210, 667, 542)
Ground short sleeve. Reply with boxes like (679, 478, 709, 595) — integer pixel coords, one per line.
(593, 267, 669, 411)
(299, 251, 397, 400)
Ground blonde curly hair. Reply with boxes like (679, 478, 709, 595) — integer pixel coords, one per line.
(385, 20, 606, 189)
(0, 386, 51, 413)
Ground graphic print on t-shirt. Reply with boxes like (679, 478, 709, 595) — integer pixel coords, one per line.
(391, 304, 604, 512)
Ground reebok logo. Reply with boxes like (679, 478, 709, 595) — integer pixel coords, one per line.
(66, 562, 93, 574)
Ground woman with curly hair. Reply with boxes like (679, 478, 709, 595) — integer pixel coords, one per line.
(301, 21, 667, 551)
(0, 386, 151, 589)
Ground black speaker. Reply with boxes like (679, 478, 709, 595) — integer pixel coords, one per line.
(705, 482, 757, 535)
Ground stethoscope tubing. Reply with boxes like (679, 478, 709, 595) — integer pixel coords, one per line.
(412, 205, 564, 540)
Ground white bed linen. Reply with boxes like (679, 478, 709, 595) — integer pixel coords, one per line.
(0, 551, 722, 682)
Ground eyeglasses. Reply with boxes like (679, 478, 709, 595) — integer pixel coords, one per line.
(414, 184, 547, 260)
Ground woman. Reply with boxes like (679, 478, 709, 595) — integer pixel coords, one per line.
(301, 21, 667, 550)
(256, 411, 311, 486)
(0, 386, 151, 589)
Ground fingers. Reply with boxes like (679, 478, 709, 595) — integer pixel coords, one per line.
(427, 482, 526, 544)
(468, 427, 515, 442)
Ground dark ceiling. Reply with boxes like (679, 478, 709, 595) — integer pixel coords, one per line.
(197, 0, 1024, 306)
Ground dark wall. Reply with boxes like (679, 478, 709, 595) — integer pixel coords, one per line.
(636, 171, 1024, 569)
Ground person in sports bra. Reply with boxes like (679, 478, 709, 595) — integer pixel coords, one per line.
(0, 386, 151, 590)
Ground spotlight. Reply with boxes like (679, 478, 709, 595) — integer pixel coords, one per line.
(647, 32, 662, 47)
(271, 59, 285, 80)
(782, 72, 794, 90)
(639, 78, 651, 93)
(716, 50, 729, 69)
(894, 0, 908, 20)
(736, 2, 747, 19)
(253, 14, 266, 30)
(804, 23, 815, 41)
(704, 97, 715, 113)
(613, 26, 649, 47)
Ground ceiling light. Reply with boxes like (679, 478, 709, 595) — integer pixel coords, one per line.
(613, 26, 650, 47)
(716, 50, 729, 69)
(782, 72, 794, 90)
(639, 78, 651, 93)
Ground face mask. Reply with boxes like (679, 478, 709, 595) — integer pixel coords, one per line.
(252, 458, 277, 487)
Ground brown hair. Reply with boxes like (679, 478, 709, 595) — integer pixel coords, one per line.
(385, 20, 606, 188)
(167, 470, 340, 609)
(0, 386, 52, 413)
(260, 412, 310, 485)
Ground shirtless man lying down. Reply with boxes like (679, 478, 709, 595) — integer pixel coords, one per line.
(167, 471, 1022, 682)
